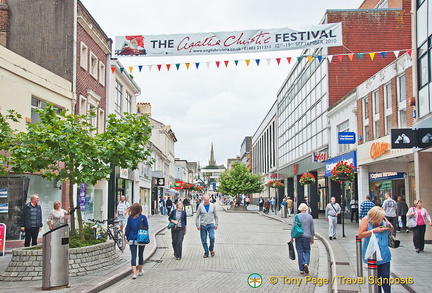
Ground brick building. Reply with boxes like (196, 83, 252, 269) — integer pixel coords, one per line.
(1, 0, 112, 220)
(273, 0, 412, 217)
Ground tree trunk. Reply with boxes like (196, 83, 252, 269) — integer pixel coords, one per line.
(68, 181, 76, 235)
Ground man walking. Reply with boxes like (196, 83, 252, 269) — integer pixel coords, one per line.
(196, 195, 219, 258)
(382, 192, 397, 236)
(20, 194, 43, 247)
(325, 197, 341, 240)
(359, 195, 375, 219)
(396, 196, 409, 232)
(116, 195, 130, 231)
(350, 197, 359, 223)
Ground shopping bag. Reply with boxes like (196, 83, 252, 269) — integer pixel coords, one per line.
(287, 241, 295, 260)
(365, 232, 382, 261)
(137, 216, 150, 244)
(291, 215, 304, 238)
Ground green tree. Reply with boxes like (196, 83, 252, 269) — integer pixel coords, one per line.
(218, 161, 264, 208)
(0, 110, 21, 175)
(9, 106, 152, 240)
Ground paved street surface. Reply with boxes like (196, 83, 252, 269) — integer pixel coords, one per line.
(100, 207, 327, 293)
(1, 201, 431, 292)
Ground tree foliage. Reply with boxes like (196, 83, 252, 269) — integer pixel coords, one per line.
(0, 110, 21, 175)
(218, 161, 264, 196)
(5, 105, 153, 239)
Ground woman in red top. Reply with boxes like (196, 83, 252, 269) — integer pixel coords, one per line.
(407, 199, 432, 253)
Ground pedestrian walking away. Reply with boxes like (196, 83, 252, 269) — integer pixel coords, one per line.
(406, 199, 432, 253)
(263, 198, 270, 214)
(396, 196, 409, 232)
(47, 200, 70, 230)
(20, 194, 43, 247)
(359, 194, 375, 219)
(196, 195, 219, 258)
(168, 201, 187, 260)
(166, 197, 173, 215)
(382, 192, 397, 237)
(116, 195, 130, 231)
(158, 196, 165, 215)
(291, 203, 315, 275)
(350, 197, 358, 223)
(125, 203, 148, 279)
(325, 197, 341, 240)
(358, 206, 394, 293)
(259, 196, 264, 211)
(287, 197, 293, 217)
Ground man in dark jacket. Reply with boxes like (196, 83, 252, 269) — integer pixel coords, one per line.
(20, 194, 43, 247)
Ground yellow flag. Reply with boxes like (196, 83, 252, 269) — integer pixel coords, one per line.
(185, 63, 190, 69)
(245, 60, 250, 66)
(369, 53, 375, 60)
(129, 66, 133, 73)
(307, 56, 313, 63)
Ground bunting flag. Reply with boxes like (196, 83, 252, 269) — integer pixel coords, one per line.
(109, 48, 412, 73)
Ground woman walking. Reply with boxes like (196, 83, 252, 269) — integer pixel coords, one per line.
(168, 201, 187, 260)
(358, 206, 393, 293)
(407, 199, 432, 253)
(291, 203, 315, 274)
(125, 203, 148, 279)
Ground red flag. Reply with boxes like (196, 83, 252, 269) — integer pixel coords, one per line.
(216, 61, 220, 68)
(337, 55, 343, 62)
(157, 64, 162, 71)
(111, 67, 116, 73)
(286, 57, 292, 64)
(166, 64, 171, 71)
(276, 58, 281, 65)
(406, 49, 412, 56)
(224, 61, 229, 67)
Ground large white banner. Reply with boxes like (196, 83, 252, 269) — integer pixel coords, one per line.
(114, 23, 342, 57)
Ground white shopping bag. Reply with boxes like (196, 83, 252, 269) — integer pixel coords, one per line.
(365, 232, 382, 261)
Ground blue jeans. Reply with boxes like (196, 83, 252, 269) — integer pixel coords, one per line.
(129, 244, 145, 266)
(295, 236, 311, 271)
(377, 261, 391, 293)
(200, 224, 215, 255)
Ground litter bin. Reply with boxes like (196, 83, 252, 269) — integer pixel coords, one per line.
(42, 224, 69, 290)
(281, 205, 287, 218)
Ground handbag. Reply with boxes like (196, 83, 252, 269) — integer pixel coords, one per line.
(137, 216, 150, 244)
(291, 214, 304, 238)
(388, 233, 400, 248)
(407, 208, 417, 229)
(167, 222, 175, 229)
(287, 241, 296, 260)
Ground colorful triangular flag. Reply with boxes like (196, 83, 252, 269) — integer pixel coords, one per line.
(380, 52, 387, 59)
(224, 61, 229, 67)
(348, 54, 354, 61)
(317, 56, 323, 62)
(297, 56, 303, 63)
(406, 49, 412, 56)
(245, 60, 250, 66)
(255, 59, 260, 66)
(129, 66, 133, 73)
(185, 63, 190, 69)
(358, 53, 363, 60)
(307, 56, 313, 63)
(111, 67, 116, 73)
(369, 53, 375, 60)
(287, 57, 292, 64)
(157, 65, 162, 71)
(120, 67, 124, 73)
(393, 51, 400, 58)
(175, 64, 180, 70)
(195, 63, 200, 69)
(215, 61, 220, 68)
(337, 55, 343, 62)
(166, 64, 171, 71)
(276, 58, 281, 65)
(234, 60, 239, 66)
(328, 55, 333, 63)
(138, 65, 143, 72)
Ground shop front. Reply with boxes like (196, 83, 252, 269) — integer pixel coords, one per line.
(357, 136, 414, 205)
(0, 175, 63, 240)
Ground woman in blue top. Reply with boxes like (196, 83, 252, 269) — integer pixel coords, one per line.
(168, 201, 187, 260)
(358, 206, 394, 293)
(125, 203, 148, 279)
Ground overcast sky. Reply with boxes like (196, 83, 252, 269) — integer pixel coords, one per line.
(81, 0, 364, 168)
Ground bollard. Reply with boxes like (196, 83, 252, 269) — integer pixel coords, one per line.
(356, 234, 363, 277)
(367, 252, 379, 293)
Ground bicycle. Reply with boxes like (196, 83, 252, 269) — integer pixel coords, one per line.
(88, 218, 126, 252)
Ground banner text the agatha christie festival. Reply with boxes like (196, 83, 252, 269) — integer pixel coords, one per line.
(115, 23, 342, 57)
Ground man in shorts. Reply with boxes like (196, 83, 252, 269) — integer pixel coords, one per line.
(116, 195, 130, 231)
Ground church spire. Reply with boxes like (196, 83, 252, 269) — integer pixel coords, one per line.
(209, 142, 216, 166)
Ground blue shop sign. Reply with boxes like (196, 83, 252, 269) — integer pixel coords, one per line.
(325, 151, 357, 177)
(338, 132, 356, 144)
(369, 172, 405, 181)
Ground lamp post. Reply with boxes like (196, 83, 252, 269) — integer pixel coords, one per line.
(338, 175, 348, 238)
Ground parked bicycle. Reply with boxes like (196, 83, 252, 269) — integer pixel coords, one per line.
(88, 218, 126, 252)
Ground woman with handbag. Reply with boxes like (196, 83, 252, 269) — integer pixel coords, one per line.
(407, 199, 432, 253)
(290, 203, 315, 275)
(168, 201, 187, 260)
(358, 206, 393, 293)
(125, 203, 148, 279)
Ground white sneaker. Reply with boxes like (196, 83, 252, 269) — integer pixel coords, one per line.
(138, 272, 143, 276)
(132, 275, 137, 279)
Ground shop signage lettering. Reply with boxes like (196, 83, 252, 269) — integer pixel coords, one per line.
(370, 142, 390, 159)
(369, 172, 404, 181)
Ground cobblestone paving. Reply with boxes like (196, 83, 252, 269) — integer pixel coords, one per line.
(101, 209, 322, 293)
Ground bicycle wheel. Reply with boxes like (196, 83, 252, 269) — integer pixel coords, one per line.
(116, 230, 126, 252)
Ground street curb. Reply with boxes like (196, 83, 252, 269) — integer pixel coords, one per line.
(75, 224, 168, 293)
(261, 213, 338, 292)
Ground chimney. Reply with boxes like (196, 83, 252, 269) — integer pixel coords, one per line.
(0, 0, 8, 47)
(137, 102, 152, 117)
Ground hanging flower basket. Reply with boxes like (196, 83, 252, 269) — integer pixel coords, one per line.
(267, 180, 284, 188)
(299, 172, 316, 185)
(330, 161, 356, 182)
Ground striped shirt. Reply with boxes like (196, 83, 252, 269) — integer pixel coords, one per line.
(359, 200, 375, 219)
